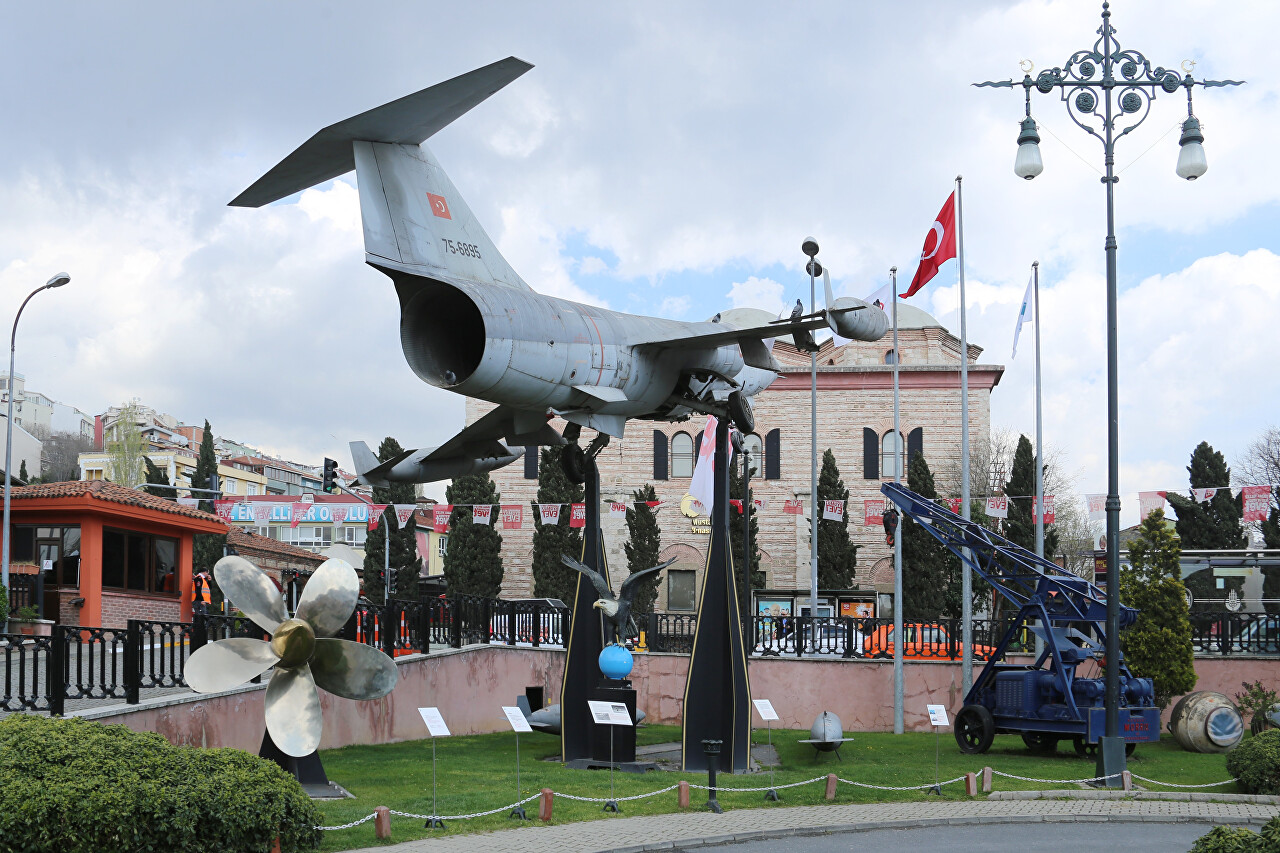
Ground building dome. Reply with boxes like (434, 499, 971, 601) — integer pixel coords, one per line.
(890, 302, 944, 331)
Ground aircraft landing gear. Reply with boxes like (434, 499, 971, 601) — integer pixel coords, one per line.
(727, 390, 754, 434)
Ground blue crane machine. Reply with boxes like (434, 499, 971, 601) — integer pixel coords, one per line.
(882, 482, 1160, 756)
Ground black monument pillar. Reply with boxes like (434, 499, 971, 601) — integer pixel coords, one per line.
(681, 417, 752, 772)
(560, 455, 611, 763)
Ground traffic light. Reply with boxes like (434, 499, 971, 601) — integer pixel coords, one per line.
(322, 457, 340, 494)
(387, 568, 397, 596)
(883, 506, 900, 547)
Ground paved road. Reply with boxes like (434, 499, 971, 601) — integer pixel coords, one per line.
(337, 797, 1278, 853)
(705, 820, 1216, 852)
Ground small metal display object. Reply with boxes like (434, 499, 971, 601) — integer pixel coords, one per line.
(926, 704, 949, 795)
(752, 699, 780, 801)
(588, 700, 632, 812)
(184, 555, 398, 758)
(502, 706, 533, 819)
(797, 711, 855, 760)
(702, 739, 724, 813)
(418, 707, 450, 828)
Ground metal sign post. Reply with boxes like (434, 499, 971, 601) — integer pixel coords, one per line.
(418, 707, 450, 827)
(589, 700, 632, 813)
(753, 698, 780, 801)
(926, 704, 948, 795)
(502, 706, 532, 820)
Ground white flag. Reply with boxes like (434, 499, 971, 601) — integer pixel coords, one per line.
(1192, 488, 1218, 503)
(863, 281, 892, 312)
(394, 504, 416, 527)
(985, 496, 1008, 519)
(608, 501, 627, 519)
(689, 415, 723, 515)
(538, 503, 562, 525)
(822, 499, 845, 521)
(1011, 273, 1033, 359)
(1086, 493, 1106, 521)
(472, 505, 493, 525)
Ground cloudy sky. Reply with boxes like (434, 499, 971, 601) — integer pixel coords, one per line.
(0, 1, 1275, 519)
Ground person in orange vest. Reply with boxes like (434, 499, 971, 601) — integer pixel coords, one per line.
(193, 572, 212, 616)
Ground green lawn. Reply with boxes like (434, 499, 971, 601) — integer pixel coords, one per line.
(313, 726, 1238, 851)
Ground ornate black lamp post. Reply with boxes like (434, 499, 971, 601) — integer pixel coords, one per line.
(976, 2, 1241, 785)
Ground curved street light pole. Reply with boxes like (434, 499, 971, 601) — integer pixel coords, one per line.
(976, 1, 1241, 786)
(2, 273, 70, 595)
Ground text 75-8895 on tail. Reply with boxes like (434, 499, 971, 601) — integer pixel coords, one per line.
(231, 57, 889, 485)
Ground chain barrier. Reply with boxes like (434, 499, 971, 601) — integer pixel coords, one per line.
(315, 813, 378, 831)
(387, 793, 541, 821)
(988, 769, 1122, 784)
(314, 768, 1243, 830)
(839, 775, 969, 791)
(687, 774, 829, 792)
(1129, 774, 1240, 789)
(556, 784, 683, 803)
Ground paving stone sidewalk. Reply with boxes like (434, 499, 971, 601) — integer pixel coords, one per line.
(338, 797, 1280, 853)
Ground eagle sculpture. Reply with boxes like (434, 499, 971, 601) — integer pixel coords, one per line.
(560, 554, 677, 645)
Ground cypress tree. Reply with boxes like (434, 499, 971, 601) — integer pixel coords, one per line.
(901, 452, 954, 620)
(442, 473, 504, 598)
(1262, 490, 1280, 615)
(190, 421, 226, 577)
(1119, 508, 1197, 708)
(18, 460, 27, 482)
(623, 484, 662, 618)
(362, 437, 422, 601)
(1165, 441, 1245, 550)
(142, 458, 172, 499)
(729, 453, 765, 590)
(815, 449, 857, 590)
(531, 445, 584, 604)
(1003, 434, 1059, 558)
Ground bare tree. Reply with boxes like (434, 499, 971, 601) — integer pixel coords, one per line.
(1239, 427, 1280, 487)
(105, 401, 147, 487)
(41, 430, 96, 483)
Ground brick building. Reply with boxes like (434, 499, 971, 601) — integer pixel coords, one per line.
(3, 481, 228, 627)
(473, 302, 1002, 615)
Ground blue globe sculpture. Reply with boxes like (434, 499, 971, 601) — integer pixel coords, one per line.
(599, 643, 634, 680)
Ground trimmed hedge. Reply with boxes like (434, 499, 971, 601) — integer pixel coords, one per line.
(0, 715, 321, 852)
(1188, 816, 1280, 852)
(1226, 730, 1280, 796)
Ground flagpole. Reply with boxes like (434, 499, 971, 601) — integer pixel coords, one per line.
(1034, 261, 1044, 559)
(891, 266, 903, 736)
(957, 175, 973, 697)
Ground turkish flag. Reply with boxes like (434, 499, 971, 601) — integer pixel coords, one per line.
(904, 192, 957, 298)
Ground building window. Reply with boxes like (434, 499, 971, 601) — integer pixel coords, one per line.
(671, 432, 694, 478)
(224, 479, 236, 495)
(248, 483, 258, 496)
(881, 430, 904, 480)
(523, 446, 539, 479)
(344, 526, 367, 546)
(437, 536, 448, 559)
(885, 349, 897, 364)
(667, 570, 697, 612)
(743, 433, 763, 477)
(101, 528, 180, 595)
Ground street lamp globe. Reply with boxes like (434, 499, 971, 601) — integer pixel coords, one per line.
(1014, 116, 1044, 180)
(801, 237, 819, 258)
(45, 273, 70, 289)
(1176, 116, 1208, 180)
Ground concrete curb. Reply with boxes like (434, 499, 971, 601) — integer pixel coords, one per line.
(603, 813, 1271, 853)
(987, 790, 1278, 804)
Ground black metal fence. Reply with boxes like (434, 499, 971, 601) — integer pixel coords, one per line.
(5, 573, 41, 615)
(0, 604, 1272, 716)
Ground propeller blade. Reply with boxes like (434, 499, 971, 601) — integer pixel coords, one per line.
(294, 558, 360, 638)
(184, 638, 278, 694)
(311, 638, 399, 701)
(214, 556, 286, 632)
(265, 665, 324, 757)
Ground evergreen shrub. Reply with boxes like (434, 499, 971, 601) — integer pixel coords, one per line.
(0, 715, 321, 853)
(1226, 730, 1280, 796)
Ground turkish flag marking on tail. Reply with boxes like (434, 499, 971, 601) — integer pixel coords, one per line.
(426, 192, 452, 219)
(904, 192, 957, 298)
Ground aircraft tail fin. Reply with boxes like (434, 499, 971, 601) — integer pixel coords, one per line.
(349, 440, 390, 486)
(230, 57, 534, 290)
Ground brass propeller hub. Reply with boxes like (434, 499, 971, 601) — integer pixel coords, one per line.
(271, 618, 316, 668)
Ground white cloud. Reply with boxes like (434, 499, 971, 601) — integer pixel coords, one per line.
(725, 276, 786, 316)
(659, 295, 691, 318)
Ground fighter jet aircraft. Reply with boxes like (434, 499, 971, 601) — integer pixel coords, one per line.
(230, 58, 888, 484)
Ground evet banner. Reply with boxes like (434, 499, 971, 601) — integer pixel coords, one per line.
(501, 505, 524, 529)
(1243, 486, 1271, 523)
(985, 496, 1008, 519)
(864, 499, 884, 526)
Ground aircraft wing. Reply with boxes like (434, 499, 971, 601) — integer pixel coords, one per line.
(427, 403, 563, 461)
(632, 312, 842, 351)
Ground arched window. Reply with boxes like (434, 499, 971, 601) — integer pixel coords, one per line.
(884, 349, 897, 365)
(881, 430, 904, 480)
(743, 433, 763, 477)
(672, 432, 694, 478)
